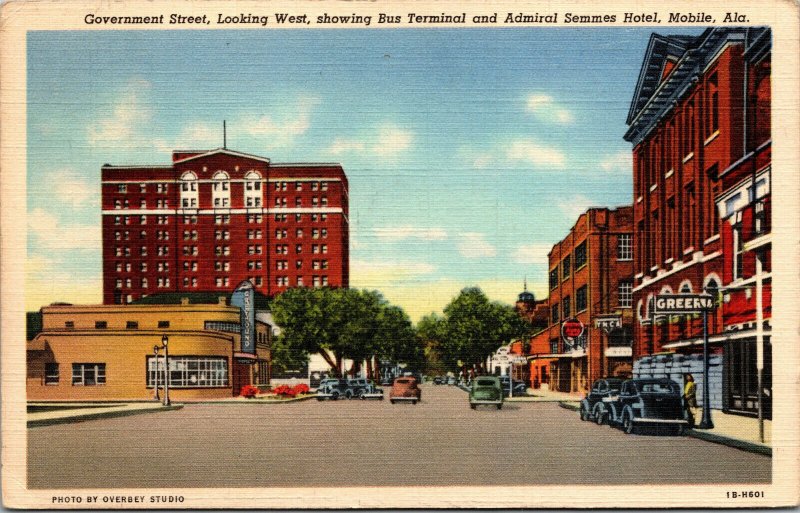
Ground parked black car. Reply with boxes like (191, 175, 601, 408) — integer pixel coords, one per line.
(579, 378, 624, 424)
(316, 379, 349, 400)
(499, 376, 528, 397)
(433, 376, 445, 385)
(605, 378, 689, 435)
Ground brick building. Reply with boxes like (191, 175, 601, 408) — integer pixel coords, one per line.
(624, 27, 771, 416)
(101, 148, 349, 304)
(528, 207, 634, 394)
(27, 297, 272, 401)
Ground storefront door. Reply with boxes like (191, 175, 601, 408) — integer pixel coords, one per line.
(726, 337, 772, 418)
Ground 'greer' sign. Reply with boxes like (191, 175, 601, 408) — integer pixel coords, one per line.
(653, 294, 714, 314)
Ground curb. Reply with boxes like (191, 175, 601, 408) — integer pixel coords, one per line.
(555, 401, 771, 456)
(193, 394, 317, 405)
(28, 404, 184, 428)
(686, 429, 772, 457)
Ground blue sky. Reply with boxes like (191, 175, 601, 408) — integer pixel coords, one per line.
(27, 28, 703, 320)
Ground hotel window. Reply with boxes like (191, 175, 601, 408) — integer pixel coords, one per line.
(311, 197, 318, 207)
(295, 181, 302, 191)
(296, 260, 303, 270)
(551, 304, 559, 325)
(72, 363, 105, 386)
(562, 255, 571, 280)
(312, 182, 319, 191)
(617, 234, 633, 261)
(140, 230, 146, 239)
(549, 268, 558, 290)
(139, 184, 147, 193)
(192, 277, 197, 287)
(157, 199, 168, 208)
(139, 215, 147, 224)
(618, 280, 633, 308)
(312, 228, 319, 239)
(117, 184, 127, 193)
(281, 182, 287, 191)
(576, 286, 587, 313)
(297, 277, 303, 286)
(320, 214, 327, 221)
(147, 356, 228, 388)
(295, 214, 303, 222)
(562, 296, 571, 319)
(321, 181, 329, 191)
(322, 276, 329, 286)
(754, 200, 767, 236)
(142, 278, 148, 288)
(296, 228, 303, 238)
(125, 278, 132, 288)
(157, 216, 168, 225)
(321, 197, 328, 207)
(65, 321, 74, 329)
(157, 246, 169, 256)
(254, 277, 263, 286)
(158, 320, 170, 328)
(45, 363, 59, 385)
(126, 321, 138, 330)
(321, 228, 328, 238)
(293, 244, 301, 254)
(140, 199, 147, 209)
(321, 245, 327, 254)
(215, 277, 230, 287)
(248, 214, 263, 223)
(115, 262, 123, 272)
(114, 216, 122, 224)
(313, 276, 321, 287)
(114, 200, 122, 209)
(312, 245, 319, 254)
(295, 197, 302, 207)
(274, 213, 287, 222)
(115, 279, 122, 289)
(312, 260, 321, 270)
(140, 262, 148, 273)
(322, 260, 328, 270)
(574, 241, 587, 269)
(157, 183, 168, 193)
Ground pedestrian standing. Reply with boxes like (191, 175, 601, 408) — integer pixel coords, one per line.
(683, 373, 698, 426)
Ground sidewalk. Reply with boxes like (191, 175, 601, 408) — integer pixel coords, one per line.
(28, 402, 183, 428)
(522, 387, 772, 456)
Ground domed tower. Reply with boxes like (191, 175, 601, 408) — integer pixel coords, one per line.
(515, 278, 536, 316)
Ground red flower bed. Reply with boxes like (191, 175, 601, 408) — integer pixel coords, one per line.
(240, 385, 260, 398)
(272, 384, 310, 398)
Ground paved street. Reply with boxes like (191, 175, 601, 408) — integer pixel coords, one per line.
(28, 384, 770, 488)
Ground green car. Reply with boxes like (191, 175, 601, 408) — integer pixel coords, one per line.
(469, 376, 503, 410)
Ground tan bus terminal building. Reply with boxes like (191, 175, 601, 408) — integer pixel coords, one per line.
(26, 290, 272, 401)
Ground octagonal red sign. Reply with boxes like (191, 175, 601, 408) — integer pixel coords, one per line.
(561, 318, 584, 340)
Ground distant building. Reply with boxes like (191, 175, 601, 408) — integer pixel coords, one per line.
(624, 27, 771, 416)
(528, 207, 634, 394)
(26, 296, 272, 401)
(101, 148, 349, 304)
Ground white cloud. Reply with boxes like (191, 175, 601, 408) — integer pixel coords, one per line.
(457, 232, 496, 259)
(350, 259, 437, 288)
(244, 96, 319, 138)
(372, 225, 448, 241)
(28, 208, 101, 251)
(87, 78, 152, 146)
(326, 124, 414, 159)
(33, 169, 99, 210)
(511, 242, 553, 266)
(506, 140, 566, 168)
(599, 151, 633, 173)
(526, 93, 574, 124)
(557, 194, 598, 221)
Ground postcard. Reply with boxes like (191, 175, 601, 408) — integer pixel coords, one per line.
(1, 0, 799, 508)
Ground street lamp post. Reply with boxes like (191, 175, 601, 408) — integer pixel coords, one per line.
(161, 334, 170, 406)
(153, 345, 160, 401)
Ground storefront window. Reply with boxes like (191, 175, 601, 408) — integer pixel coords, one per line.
(147, 356, 228, 388)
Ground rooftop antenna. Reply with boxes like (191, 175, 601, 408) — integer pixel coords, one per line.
(524, 276, 528, 292)
(223, 120, 227, 149)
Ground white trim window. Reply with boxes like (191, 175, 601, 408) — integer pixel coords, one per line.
(212, 171, 231, 208)
(618, 280, 633, 308)
(72, 363, 106, 386)
(147, 356, 228, 388)
(617, 234, 633, 261)
(244, 171, 262, 208)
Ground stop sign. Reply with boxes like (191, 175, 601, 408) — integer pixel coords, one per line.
(561, 318, 584, 340)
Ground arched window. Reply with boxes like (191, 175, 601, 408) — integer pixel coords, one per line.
(212, 171, 230, 208)
(244, 171, 262, 208)
(179, 171, 198, 209)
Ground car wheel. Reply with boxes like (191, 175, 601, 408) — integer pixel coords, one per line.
(345, 391, 353, 400)
(623, 411, 637, 435)
(331, 392, 339, 401)
(412, 400, 417, 405)
(496, 403, 502, 410)
(672, 424, 686, 436)
(317, 397, 324, 401)
(390, 399, 395, 404)
(358, 390, 366, 400)
(470, 404, 476, 410)
(579, 404, 589, 421)
(595, 408, 606, 426)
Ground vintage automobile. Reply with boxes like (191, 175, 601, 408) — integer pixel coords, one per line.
(316, 378, 349, 400)
(446, 376, 457, 386)
(432, 376, 445, 385)
(579, 377, 624, 424)
(347, 378, 384, 400)
(499, 376, 528, 397)
(605, 378, 689, 435)
(469, 376, 503, 409)
(389, 377, 421, 404)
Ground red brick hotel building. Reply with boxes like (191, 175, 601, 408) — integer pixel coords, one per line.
(101, 148, 349, 304)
